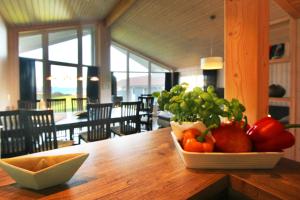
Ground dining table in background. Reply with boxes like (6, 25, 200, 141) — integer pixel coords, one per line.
(0, 127, 299, 199)
(54, 107, 145, 140)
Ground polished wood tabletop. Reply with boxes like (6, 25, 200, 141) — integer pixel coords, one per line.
(0, 128, 299, 199)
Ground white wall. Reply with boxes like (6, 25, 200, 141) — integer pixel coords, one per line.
(0, 16, 9, 110)
(177, 66, 224, 89)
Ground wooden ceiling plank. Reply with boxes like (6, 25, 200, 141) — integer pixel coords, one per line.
(274, 0, 300, 18)
(104, 0, 136, 28)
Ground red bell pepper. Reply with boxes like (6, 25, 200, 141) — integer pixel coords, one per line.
(246, 117, 296, 152)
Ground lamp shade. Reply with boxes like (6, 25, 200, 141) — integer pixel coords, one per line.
(200, 57, 223, 70)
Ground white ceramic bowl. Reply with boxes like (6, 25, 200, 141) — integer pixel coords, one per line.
(171, 131, 283, 169)
(0, 153, 89, 190)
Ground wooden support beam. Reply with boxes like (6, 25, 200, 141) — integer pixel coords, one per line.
(224, 0, 269, 124)
(274, 0, 300, 19)
(96, 21, 111, 103)
(104, 0, 136, 28)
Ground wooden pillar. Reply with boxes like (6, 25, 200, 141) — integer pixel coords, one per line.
(7, 27, 19, 109)
(96, 22, 111, 103)
(224, 0, 269, 124)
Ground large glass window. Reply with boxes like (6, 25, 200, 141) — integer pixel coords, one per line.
(110, 45, 127, 72)
(18, 27, 95, 104)
(51, 65, 77, 111)
(49, 29, 78, 64)
(35, 61, 44, 100)
(129, 73, 148, 100)
(82, 67, 88, 98)
(19, 34, 43, 59)
(113, 72, 127, 100)
(110, 44, 170, 101)
(150, 63, 168, 93)
(82, 28, 93, 65)
(129, 53, 148, 72)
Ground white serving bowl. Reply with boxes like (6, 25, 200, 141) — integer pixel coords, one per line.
(0, 153, 89, 190)
(171, 131, 283, 169)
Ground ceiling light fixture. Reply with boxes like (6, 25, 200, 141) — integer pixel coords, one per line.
(90, 76, 99, 81)
(200, 15, 223, 70)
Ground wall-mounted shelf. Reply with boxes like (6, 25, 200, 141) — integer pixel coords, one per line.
(269, 57, 290, 64)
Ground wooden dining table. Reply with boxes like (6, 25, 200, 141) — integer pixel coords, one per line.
(0, 127, 299, 199)
(54, 108, 144, 140)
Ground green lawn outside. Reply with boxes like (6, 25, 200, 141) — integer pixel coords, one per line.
(52, 95, 76, 111)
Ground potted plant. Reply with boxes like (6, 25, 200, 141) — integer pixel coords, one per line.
(156, 83, 246, 141)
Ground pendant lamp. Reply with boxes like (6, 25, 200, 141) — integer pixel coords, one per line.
(200, 15, 223, 70)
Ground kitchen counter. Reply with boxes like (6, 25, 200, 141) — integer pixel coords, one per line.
(0, 127, 299, 199)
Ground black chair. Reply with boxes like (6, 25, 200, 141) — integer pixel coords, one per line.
(79, 103, 113, 143)
(138, 96, 154, 131)
(46, 98, 66, 112)
(23, 110, 58, 153)
(71, 98, 87, 112)
(18, 100, 39, 110)
(24, 110, 73, 153)
(0, 110, 27, 158)
(111, 95, 123, 107)
(87, 98, 100, 104)
(111, 101, 141, 136)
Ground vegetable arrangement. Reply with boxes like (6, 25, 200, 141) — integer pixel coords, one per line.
(157, 83, 245, 129)
(156, 83, 296, 153)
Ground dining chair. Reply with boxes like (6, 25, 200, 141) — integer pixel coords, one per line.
(111, 101, 141, 136)
(18, 100, 39, 110)
(0, 110, 28, 158)
(71, 98, 87, 112)
(24, 110, 73, 153)
(138, 95, 154, 131)
(87, 98, 100, 104)
(79, 103, 113, 143)
(46, 98, 66, 112)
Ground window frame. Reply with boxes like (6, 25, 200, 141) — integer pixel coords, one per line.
(18, 26, 96, 100)
(110, 42, 172, 101)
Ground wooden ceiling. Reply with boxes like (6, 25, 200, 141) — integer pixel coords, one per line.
(0, 0, 119, 26)
(0, 0, 296, 69)
(111, 0, 224, 69)
(111, 0, 290, 69)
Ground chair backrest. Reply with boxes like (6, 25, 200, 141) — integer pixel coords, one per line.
(120, 101, 141, 134)
(46, 98, 66, 112)
(86, 103, 113, 141)
(121, 101, 141, 117)
(0, 110, 27, 158)
(71, 98, 87, 112)
(138, 96, 154, 113)
(24, 110, 58, 153)
(18, 100, 39, 110)
(87, 98, 100, 104)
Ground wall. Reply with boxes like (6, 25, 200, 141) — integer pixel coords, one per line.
(177, 66, 224, 89)
(0, 16, 9, 110)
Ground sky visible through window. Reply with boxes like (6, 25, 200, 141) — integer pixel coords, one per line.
(19, 34, 92, 96)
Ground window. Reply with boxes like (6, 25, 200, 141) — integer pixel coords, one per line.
(111, 45, 127, 72)
(180, 74, 204, 91)
(19, 34, 43, 59)
(110, 44, 170, 101)
(49, 29, 78, 64)
(51, 65, 77, 111)
(113, 72, 127, 100)
(18, 27, 95, 105)
(35, 61, 43, 100)
(150, 63, 168, 93)
(82, 28, 94, 65)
